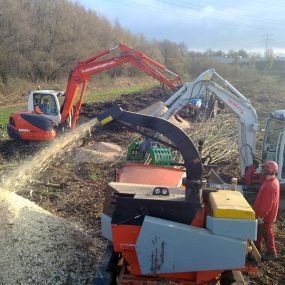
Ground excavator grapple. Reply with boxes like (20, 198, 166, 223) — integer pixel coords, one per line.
(127, 141, 173, 166)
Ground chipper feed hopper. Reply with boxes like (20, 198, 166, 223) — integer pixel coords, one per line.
(91, 106, 260, 285)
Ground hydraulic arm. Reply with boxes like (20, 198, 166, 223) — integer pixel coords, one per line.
(145, 68, 258, 176)
(61, 44, 183, 129)
(205, 79, 258, 175)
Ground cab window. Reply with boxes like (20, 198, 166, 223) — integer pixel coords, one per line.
(264, 119, 284, 146)
(33, 93, 58, 115)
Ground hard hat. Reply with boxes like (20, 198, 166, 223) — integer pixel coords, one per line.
(262, 161, 278, 174)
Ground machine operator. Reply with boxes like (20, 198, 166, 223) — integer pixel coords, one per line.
(34, 98, 52, 114)
(40, 98, 52, 114)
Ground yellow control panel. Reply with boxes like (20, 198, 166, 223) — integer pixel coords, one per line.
(209, 190, 255, 220)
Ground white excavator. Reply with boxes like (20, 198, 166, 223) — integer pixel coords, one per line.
(147, 68, 285, 189)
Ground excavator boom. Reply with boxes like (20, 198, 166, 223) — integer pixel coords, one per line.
(146, 69, 258, 175)
(61, 43, 183, 129)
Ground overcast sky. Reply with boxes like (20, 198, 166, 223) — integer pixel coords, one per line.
(77, 0, 285, 54)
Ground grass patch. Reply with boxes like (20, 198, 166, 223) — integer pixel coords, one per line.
(83, 82, 157, 103)
(0, 82, 157, 127)
(89, 174, 99, 181)
(0, 104, 26, 126)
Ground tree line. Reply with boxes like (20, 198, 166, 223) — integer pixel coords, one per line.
(0, 0, 258, 84)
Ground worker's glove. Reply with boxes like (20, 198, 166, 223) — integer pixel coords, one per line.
(255, 166, 262, 174)
(257, 217, 264, 224)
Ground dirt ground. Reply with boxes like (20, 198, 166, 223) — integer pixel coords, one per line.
(248, 209, 285, 285)
(0, 86, 284, 284)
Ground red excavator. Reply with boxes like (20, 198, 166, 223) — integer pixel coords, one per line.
(7, 44, 182, 141)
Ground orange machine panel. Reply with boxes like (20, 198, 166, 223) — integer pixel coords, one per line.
(112, 224, 142, 275)
(116, 164, 185, 186)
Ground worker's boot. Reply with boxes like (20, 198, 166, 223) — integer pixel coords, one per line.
(261, 253, 278, 262)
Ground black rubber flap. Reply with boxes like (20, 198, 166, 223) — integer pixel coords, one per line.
(111, 197, 201, 225)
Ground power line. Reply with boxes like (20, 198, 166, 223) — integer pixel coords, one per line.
(88, 0, 285, 50)
(110, 0, 285, 30)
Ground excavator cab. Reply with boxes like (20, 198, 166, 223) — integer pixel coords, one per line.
(28, 90, 64, 124)
(262, 110, 285, 184)
(7, 90, 65, 141)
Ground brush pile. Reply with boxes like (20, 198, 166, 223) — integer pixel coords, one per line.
(189, 113, 239, 164)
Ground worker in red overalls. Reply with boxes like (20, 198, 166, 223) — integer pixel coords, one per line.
(254, 161, 280, 261)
